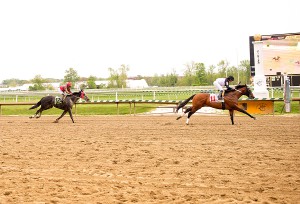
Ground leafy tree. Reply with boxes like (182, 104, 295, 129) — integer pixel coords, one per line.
(181, 61, 197, 86)
(87, 75, 97, 89)
(239, 60, 251, 84)
(44, 84, 55, 90)
(146, 74, 160, 86)
(29, 75, 46, 91)
(227, 65, 238, 83)
(206, 65, 216, 85)
(107, 64, 129, 88)
(194, 62, 207, 85)
(2, 78, 29, 87)
(217, 60, 229, 78)
(107, 67, 118, 88)
(135, 75, 143, 80)
(64, 68, 80, 87)
(156, 69, 178, 87)
(167, 69, 178, 86)
(119, 64, 129, 88)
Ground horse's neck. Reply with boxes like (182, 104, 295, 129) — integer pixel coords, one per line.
(226, 89, 243, 99)
(69, 95, 80, 103)
(235, 89, 246, 99)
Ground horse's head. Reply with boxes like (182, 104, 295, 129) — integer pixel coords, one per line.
(79, 90, 90, 102)
(72, 90, 90, 102)
(235, 85, 255, 99)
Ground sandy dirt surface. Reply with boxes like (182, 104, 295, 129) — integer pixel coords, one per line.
(0, 115, 299, 204)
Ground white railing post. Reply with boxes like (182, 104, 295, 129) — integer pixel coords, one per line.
(271, 88, 274, 98)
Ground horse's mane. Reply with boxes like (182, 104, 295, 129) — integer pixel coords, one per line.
(72, 91, 81, 95)
(234, 84, 247, 89)
(225, 84, 247, 93)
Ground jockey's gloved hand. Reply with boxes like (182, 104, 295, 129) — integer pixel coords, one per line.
(227, 87, 233, 91)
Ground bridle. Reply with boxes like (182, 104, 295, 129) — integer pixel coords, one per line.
(233, 86, 251, 97)
(234, 89, 242, 93)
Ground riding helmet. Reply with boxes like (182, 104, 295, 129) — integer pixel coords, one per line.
(67, 82, 72, 87)
(227, 76, 234, 81)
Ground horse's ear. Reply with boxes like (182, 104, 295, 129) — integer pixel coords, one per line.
(238, 81, 241, 85)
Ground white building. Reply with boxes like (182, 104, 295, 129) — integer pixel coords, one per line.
(126, 79, 148, 88)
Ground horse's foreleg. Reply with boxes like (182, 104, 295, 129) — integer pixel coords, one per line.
(235, 107, 256, 120)
(68, 109, 75, 123)
(54, 110, 68, 123)
(229, 110, 234, 125)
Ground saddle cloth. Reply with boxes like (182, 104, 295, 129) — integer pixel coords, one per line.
(55, 96, 62, 104)
(209, 94, 222, 102)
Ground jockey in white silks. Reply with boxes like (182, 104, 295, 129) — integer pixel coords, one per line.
(213, 76, 234, 100)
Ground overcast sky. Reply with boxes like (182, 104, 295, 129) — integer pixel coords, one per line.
(0, 0, 299, 82)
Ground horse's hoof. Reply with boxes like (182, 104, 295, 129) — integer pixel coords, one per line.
(253, 117, 256, 120)
(176, 116, 181, 120)
(53, 120, 59, 123)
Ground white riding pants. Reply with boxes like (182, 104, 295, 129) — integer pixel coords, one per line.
(213, 81, 223, 91)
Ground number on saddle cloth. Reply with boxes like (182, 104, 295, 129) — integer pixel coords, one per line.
(209, 94, 219, 102)
(209, 94, 225, 102)
(55, 96, 63, 105)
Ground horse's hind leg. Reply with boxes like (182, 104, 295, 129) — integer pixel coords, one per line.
(185, 103, 204, 125)
(54, 110, 68, 123)
(36, 110, 43, 118)
(29, 108, 42, 119)
(186, 110, 196, 125)
(29, 110, 38, 119)
(176, 107, 192, 120)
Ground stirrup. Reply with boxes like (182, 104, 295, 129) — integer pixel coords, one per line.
(218, 93, 223, 100)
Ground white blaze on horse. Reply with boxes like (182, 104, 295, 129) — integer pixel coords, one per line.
(176, 84, 256, 125)
(29, 90, 90, 123)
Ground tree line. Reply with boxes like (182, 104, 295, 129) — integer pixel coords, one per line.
(1, 60, 251, 90)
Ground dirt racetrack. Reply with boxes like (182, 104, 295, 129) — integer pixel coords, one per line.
(0, 115, 299, 204)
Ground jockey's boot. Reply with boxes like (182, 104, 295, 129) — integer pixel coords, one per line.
(218, 90, 223, 100)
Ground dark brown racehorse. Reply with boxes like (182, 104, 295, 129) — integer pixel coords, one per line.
(29, 90, 90, 123)
(176, 84, 256, 125)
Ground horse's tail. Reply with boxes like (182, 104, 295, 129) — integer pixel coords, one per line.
(29, 100, 41, 110)
(176, 94, 196, 112)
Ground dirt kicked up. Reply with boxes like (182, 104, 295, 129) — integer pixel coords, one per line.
(0, 115, 299, 204)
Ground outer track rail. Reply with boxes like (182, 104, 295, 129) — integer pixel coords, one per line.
(0, 98, 299, 115)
